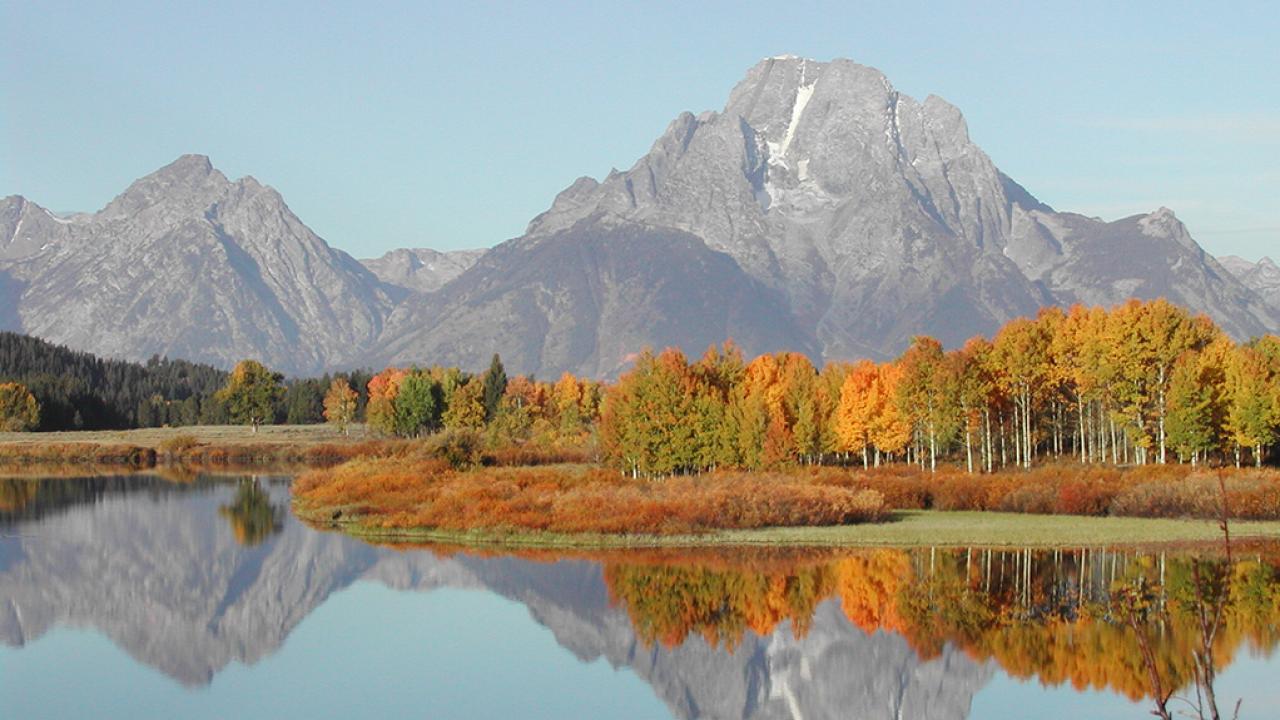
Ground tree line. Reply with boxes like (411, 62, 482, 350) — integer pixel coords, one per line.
(0, 332, 374, 431)
(360, 354, 603, 445)
(599, 299, 1280, 476)
(5, 300, 1278, 471)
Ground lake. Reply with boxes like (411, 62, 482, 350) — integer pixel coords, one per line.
(1, 473, 1278, 719)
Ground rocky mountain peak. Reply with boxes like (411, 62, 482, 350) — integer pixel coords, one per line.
(360, 247, 485, 294)
(5, 59, 1279, 379)
(1138, 206, 1196, 249)
(389, 55, 1279, 375)
(1218, 253, 1280, 311)
(101, 153, 230, 220)
(0, 155, 397, 374)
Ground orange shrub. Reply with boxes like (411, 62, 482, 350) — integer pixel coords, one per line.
(484, 444, 592, 467)
(799, 463, 1280, 520)
(294, 462, 887, 535)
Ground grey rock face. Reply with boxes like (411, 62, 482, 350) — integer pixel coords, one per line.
(377, 219, 817, 377)
(0, 156, 396, 375)
(1005, 207, 1279, 339)
(7, 58, 1277, 378)
(383, 56, 1276, 376)
(1219, 254, 1280, 311)
(361, 247, 484, 294)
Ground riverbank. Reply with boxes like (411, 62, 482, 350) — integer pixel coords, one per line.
(293, 457, 1280, 548)
(0, 424, 383, 468)
(298, 507, 1280, 549)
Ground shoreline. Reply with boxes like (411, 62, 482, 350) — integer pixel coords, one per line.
(293, 504, 1280, 550)
(0, 424, 383, 469)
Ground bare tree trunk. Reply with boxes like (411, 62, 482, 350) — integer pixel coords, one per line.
(1000, 412, 1007, 468)
(1023, 389, 1033, 469)
(965, 423, 973, 474)
(929, 424, 937, 473)
(984, 408, 993, 473)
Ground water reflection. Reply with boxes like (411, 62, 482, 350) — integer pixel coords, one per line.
(218, 479, 283, 546)
(0, 473, 1276, 719)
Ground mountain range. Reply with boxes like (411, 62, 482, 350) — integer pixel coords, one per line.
(3, 56, 1277, 376)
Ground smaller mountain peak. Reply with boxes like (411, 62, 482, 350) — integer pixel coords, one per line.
(173, 153, 212, 169)
(145, 154, 222, 184)
(150, 154, 216, 181)
(100, 154, 229, 218)
(1137, 207, 1199, 252)
(233, 175, 268, 193)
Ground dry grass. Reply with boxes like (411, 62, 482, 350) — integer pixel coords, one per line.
(294, 460, 887, 536)
(799, 463, 1280, 521)
(0, 424, 394, 468)
(0, 423, 373, 447)
(293, 459, 1280, 545)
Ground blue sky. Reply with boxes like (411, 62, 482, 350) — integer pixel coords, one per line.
(2, 1, 1277, 260)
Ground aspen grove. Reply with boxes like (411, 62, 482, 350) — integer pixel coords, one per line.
(597, 300, 1280, 477)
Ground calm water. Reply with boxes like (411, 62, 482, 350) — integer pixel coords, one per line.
(1, 474, 1278, 720)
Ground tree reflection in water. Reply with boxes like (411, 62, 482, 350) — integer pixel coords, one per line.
(601, 543, 1278, 713)
(218, 477, 283, 546)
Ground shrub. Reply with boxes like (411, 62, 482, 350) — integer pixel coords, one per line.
(484, 443, 592, 467)
(997, 483, 1058, 514)
(424, 428, 483, 469)
(294, 463, 888, 535)
(159, 434, 199, 454)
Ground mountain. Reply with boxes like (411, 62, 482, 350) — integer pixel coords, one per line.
(377, 220, 818, 378)
(0, 155, 394, 375)
(377, 56, 1280, 375)
(360, 247, 484, 294)
(1219, 255, 1280, 311)
(6, 58, 1278, 378)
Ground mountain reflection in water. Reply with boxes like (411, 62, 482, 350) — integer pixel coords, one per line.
(1, 473, 1277, 719)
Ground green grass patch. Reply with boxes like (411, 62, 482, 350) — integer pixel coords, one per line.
(296, 506, 1280, 549)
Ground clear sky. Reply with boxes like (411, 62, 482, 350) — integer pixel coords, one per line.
(3, 1, 1277, 260)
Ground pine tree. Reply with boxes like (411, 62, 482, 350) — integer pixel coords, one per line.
(482, 354, 507, 422)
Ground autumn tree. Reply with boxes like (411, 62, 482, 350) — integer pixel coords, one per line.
(992, 317, 1050, 468)
(896, 337, 958, 471)
(322, 378, 358, 435)
(601, 349, 693, 475)
(727, 387, 768, 469)
(1224, 341, 1279, 467)
(551, 372, 586, 434)
(443, 378, 487, 430)
(834, 361, 878, 467)
(366, 368, 407, 436)
(1165, 339, 1230, 465)
(953, 341, 995, 473)
(1052, 305, 1111, 463)
(393, 370, 441, 438)
(869, 363, 912, 462)
(215, 360, 284, 433)
(0, 382, 40, 432)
